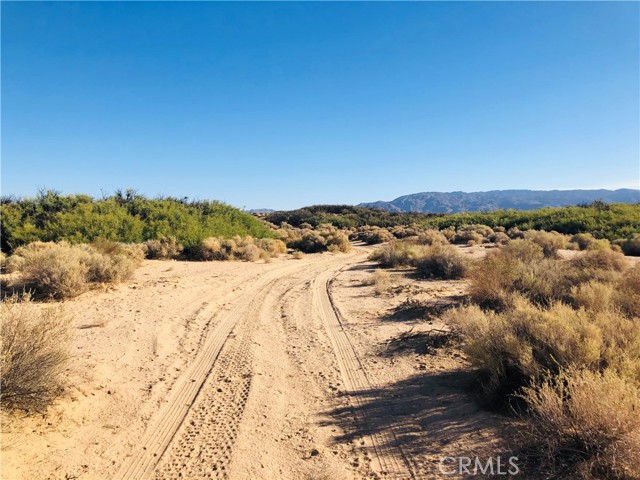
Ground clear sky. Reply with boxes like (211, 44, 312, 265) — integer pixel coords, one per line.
(2, 2, 639, 210)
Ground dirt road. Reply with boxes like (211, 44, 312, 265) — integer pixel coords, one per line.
(2, 246, 506, 480)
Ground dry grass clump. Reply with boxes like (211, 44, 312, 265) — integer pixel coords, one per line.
(523, 230, 568, 257)
(413, 244, 469, 279)
(1, 295, 72, 411)
(368, 269, 391, 295)
(291, 250, 304, 260)
(5, 241, 141, 299)
(519, 368, 640, 480)
(144, 236, 183, 259)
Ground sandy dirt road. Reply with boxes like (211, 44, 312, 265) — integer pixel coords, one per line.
(2, 245, 507, 480)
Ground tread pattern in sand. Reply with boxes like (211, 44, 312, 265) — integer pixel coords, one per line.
(116, 264, 304, 480)
(313, 269, 416, 479)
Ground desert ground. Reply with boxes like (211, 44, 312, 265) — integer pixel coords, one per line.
(3, 244, 515, 480)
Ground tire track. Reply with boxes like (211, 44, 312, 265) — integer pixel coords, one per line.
(153, 260, 341, 479)
(313, 267, 416, 479)
(116, 262, 307, 480)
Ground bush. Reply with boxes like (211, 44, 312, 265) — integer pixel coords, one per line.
(1, 295, 72, 411)
(6, 241, 140, 299)
(144, 236, 183, 259)
(370, 240, 430, 268)
(523, 230, 568, 258)
(571, 249, 629, 273)
(358, 227, 394, 245)
(615, 265, 640, 319)
(256, 238, 287, 257)
(445, 299, 640, 404)
(468, 240, 562, 309)
(488, 231, 510, 245)
(520, 368, 640, 480)
(372, 269, 391, 295)
(571, 233, 600, 250)
(621, 234, 640, 256)
(412, 244, 469, 279)
(415, 230, 450, 246)
(291, 251, 304, 260)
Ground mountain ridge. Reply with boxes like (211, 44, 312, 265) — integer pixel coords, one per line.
(358, 188, 640, 213)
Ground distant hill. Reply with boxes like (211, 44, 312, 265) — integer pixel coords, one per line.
(358, 189, 640, 213)
(247, 208, 275, 214)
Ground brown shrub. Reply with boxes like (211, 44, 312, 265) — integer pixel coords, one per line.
(520, 368, 640, 480)
(415, 230, 449, 246)
(370, 240, 430, 268)
(1, 295, 72, 411)
(144, 236, 183, 259)
(358, 227, 394, 245)
(372, 269, 391, 296)
(571, 249, 629, 273)
(488, 231, 510, 245)
(412, 244, 469, 279)
(615, 264, 640, 318)
(6, 241, 139, 299)
(571, 281, 615, 313)
(571, 233, 600, 250)
(445, 300, 640, 403)
(256, 238, 287, 257)
(523, 230, 568, 258)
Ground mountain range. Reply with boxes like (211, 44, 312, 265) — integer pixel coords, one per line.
(357, 189, 640, 213)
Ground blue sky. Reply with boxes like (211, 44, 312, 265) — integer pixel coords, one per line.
(2, 2, 639, 210)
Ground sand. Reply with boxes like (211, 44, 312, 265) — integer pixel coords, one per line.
(1, 245, 509, 480)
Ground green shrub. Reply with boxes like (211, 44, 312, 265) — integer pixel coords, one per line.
(0, 191, 274, 254)
(1, 295, 72, 411)
(621, 234, 640, 256)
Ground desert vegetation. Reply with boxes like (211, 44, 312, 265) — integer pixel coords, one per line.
(0, 190, 275, 255)
(436, 239, 640, 478)
(0, 295, 71, 411)
(3, 240, 145, 299)
(266, 202, 640, 246)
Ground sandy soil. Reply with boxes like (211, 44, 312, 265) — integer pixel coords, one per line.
(1, 245, 511, 480)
